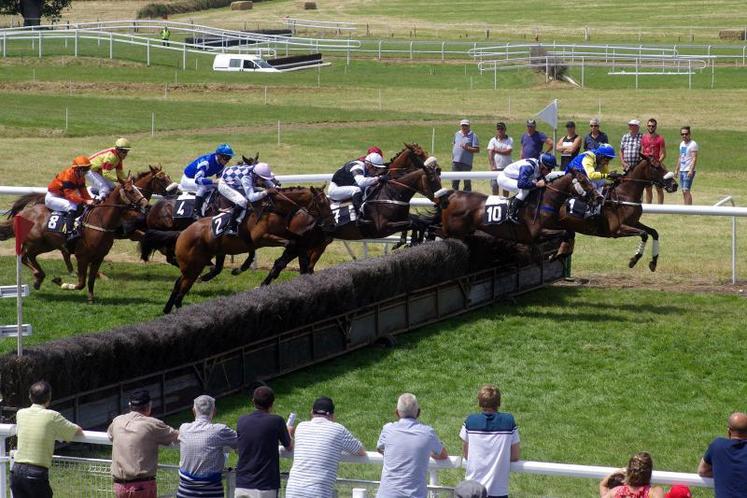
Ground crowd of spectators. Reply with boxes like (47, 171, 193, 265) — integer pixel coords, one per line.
(9, 381, 743, 498)
(452, 117, 700, 204)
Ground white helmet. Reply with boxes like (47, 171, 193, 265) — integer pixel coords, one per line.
(364, 152, 386, 168)
(253, 162, 274, 180)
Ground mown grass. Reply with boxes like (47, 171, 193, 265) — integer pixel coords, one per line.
(146, 286, 745, 497)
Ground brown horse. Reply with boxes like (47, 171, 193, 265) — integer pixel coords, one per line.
(438, 169, 595, 257)
(256, 144, 443, 286)
(2, 166, 174, 274)
(556, 155, 677, 271)
(0, 179, 148, 302)
(163, 186, 332, 313)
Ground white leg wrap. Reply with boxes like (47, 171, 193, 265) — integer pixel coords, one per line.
(61, 283, 77, 290)
(652, 239, 660, 257)
(636, 239, 647, 256)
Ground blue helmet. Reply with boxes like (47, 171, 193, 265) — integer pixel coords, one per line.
(215, 143, 235, 157)
(595, 143, 616, 159)
(539, 153, 557, 169)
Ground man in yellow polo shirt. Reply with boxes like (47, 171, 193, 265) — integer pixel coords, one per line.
(11, 381, 82, 498)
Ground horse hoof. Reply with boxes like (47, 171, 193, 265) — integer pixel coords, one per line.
(628, 255, 642, 268)
(51, 277, 62, 287)
(231, 268, 242, 276)
(649, 261, 657, 272)
(33, 280, 42, 290)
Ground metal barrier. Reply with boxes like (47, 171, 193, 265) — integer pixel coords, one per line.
(0, 424, 714, 498)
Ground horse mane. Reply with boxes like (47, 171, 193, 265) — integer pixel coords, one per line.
(387, 143, 422, 164)
(277, 186, 309, 193)
(7, 193, 45, 218)
(133, 170, 151, 181)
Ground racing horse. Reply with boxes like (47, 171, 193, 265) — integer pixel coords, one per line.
(556, 155, 677, 271)
(253, 143, 443, 286)
(142, 155, 259, 266)
(0, 179, 148, 302)
(2, 165, 174, 274)
(436, 169, 596, 258)
(163, 186, 332, 313)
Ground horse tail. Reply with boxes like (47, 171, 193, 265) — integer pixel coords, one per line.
(7, 193, 46, 219)
(0, 220, 14, 241)
(138, 229, 181, 261)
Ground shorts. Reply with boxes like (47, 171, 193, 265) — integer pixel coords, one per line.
(679, 171, 695, 191)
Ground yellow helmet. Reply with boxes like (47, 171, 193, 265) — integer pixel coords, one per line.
(115, 138, 132, 150)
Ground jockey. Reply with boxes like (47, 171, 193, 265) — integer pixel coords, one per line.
(327, 152, 387, 215)
(218, 161, 279, 234)
(565, 143, 618, 195)
(498, 153, 558, 224)
(181, 143, 234, 218)
(87, 138, 131, 199)
(45, 155, 95, 245)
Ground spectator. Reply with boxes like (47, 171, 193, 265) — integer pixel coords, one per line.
(698, 411, 747, 497)
(108, 390, 179, 498)
(641, 118, 667, 204)
(584, 118, 609, 151)
(177, 395, 238, 498)
(460, 384, 520, 498)
(599, 452, 665, 498)
(10, 381, 82, 498)
(454, 480, 488, 498)
(284, 396, 366, 498)
(160, 26, 171, 47)
(452, 119, 480, 191)
(665, 485, 692, 498)
(376, 393, 449, 498)
(619, 119, 643, 172)
(487, 122, 514, 196)
(520, 119, 553, 160)
(677, 126, 698, 205)
(235, 386, 293, 498)
(556, 120, 582, 168)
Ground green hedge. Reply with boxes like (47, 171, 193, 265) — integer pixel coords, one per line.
(137, 0, 236, 19)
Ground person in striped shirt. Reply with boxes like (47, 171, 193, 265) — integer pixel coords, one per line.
(284, 396, 366, 498)
(459, 385, 520, 498)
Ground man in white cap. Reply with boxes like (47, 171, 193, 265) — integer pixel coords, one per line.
(452, 118, 480, 191)
(620, 119, 643, 172)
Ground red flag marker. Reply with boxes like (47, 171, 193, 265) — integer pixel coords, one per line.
(13, 215, 34, 256)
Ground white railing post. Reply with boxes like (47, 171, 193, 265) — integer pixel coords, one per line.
(352, 488, 368, 498)
(183, 42, 187, 70)
(109, 32, 113, 59)
(409, 40, 413, 60)
(146, 37, 150, 66)
(2, 32, 5, 58)
(74, 29, 78, 56)
(733, 213, 737, 284)
(441, 41, 445, 62)
(428, 469, 439, 498)
(1, 434, 7, 498)
(38, 31, 42, 58)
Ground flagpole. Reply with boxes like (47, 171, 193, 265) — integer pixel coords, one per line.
(17, 253, 23, 356)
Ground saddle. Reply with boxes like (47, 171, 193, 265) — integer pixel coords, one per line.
(483, 195, 511, 225)
(173, 190, 221, 220)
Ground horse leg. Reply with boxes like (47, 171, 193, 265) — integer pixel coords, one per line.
(553, 231, 576, 260)
(630, 222, 660, 271)
(62, 250, 75, 274)
(58, 255, 89, 291)
(87, 258, 104, 304)
(22, 251, 46, 290)
(231, 250, 256, 276)
(392, 231, 408, 250)
(174, 274, 198, 310)
(628, 232, 649, 268)
(164, 277, 182, 314)
(199, 253, 225, 282)
(262, 248, 298, 286)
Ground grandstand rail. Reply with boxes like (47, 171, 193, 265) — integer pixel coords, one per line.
(0, 424, 715, 497)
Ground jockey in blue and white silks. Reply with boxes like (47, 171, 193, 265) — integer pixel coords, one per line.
(180, 143, 234, 218)
(218, 162, 279, 233)
(497, 153, 559, 223)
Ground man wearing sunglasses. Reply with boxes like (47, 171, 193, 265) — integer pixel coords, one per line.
(641, 118, 667, 204)
(583, 118, 608, 152)
(678, 127, 698, 205)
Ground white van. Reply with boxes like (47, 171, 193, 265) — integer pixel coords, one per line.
(212, 53, 329, 73)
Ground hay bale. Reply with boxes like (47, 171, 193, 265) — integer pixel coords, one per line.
(718, 30, 745, 40)
(231, 1, 252, 10)
(303, 1, 317, 9)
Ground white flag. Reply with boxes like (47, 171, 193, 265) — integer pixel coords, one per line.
(536, 99, 558, 130)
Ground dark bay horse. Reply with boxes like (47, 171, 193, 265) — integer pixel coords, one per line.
(257, 144, 443, 285)
(163, 186, 332, 313)
(438, 169, 595, 258)
(556, 155, 677, 271)
(0, 179, 148, 302)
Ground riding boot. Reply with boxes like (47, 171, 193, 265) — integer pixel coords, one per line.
(508, 197, 523, 224)
(352, 191, 364, 218)
(192, 195, 206, 220)
(64, 210, 81, 252)
(227, 204, 244, 235)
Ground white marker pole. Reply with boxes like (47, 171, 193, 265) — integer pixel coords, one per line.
(431, 128, 436, 155)
(151, 112, 155, 137)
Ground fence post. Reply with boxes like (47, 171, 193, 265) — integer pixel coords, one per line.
(635, 57, 639, 89)
(109, 32, 113, 59)
(743, 45, 746, 66)
(378, 40, 382, 60)
(431, 128, 435, 155)
(151, 112, 155, 137)
(75, 29, 78, 56)
(38, 31, 42, 58)
(711, 59, 715, 88)
(2, 32, 5, 58)
(183, 42, 187, 70)
(688, 60, 692, 89)
(428, 469, 439, 498)
(352, 489, 368, 498)
(409, 40, 413, 60)
(1, 435, 7, 498)
(146, 38, 150, 66)
(581, 56, 585, 87)
(441, 41, 445, 62)
(494, 63, 497, 90)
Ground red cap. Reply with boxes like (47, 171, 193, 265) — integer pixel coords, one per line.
(367, 146, 383, 155)
(665, 485, 691, 498)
